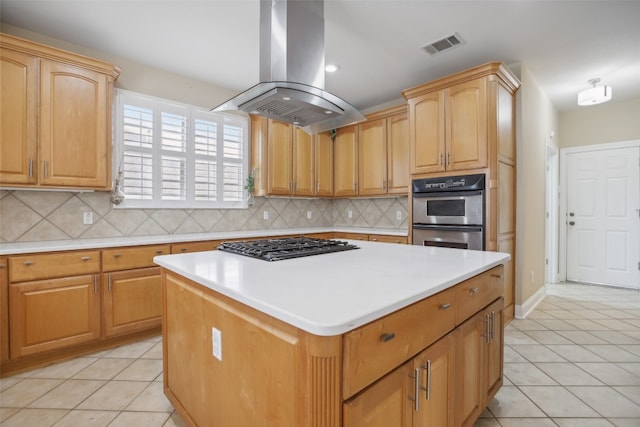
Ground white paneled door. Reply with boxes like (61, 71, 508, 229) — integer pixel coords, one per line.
(566, 147, 640, 289)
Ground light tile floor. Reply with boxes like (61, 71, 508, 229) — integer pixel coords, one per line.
(1, 282, 639, 426)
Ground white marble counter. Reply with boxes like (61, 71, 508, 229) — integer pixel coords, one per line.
(154, 241, 509, 336)
(0, 227, 406, 255)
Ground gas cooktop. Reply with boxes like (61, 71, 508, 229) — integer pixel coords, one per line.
(217, 237, 359, 262)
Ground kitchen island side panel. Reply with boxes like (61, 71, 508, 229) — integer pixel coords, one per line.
(162, 271, 342, 427)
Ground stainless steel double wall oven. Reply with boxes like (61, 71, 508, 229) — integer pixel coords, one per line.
(412, 174, 486, 250)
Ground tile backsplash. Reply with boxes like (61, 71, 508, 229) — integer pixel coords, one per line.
(0, 190, 408, 243)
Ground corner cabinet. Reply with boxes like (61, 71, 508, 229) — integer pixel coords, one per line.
(403, 62, 520, 323)
(0, 32, 120, 190)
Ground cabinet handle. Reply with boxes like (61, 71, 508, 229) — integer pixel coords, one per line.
(485, 314, 491, 344)
(491, 273, 503, 279)
(28, 158, 33, 177)
(112, 253, 121, 258)
(93, 276, 98, 294)
(0, 264, 6, 269)
(426, 359, 432, 400)
(409, 368, 420, 412)
(388, 179, 391, 188)
(439, 153, 443, 166)
(156, 250, 164, 255)
(490, 311, 495, 340)
(108, 275, 112, 293)
(470, 287, 479, 295)
(80, 256, 91, 261)
(316, 182, 320, 193)
(23, 261, 34, 266)
(446, 152, 450, 166)
(380, 332, 396, 342)
(439, 303, 451, 310)
(382, 179, 385, 189)
(44, 160, 48, 178)
(180, 248, 187, 252)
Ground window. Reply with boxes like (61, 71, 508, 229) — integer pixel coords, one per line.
(114, 90, 248, 208)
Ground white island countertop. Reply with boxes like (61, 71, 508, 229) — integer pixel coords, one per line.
(154, 240, 509, 337)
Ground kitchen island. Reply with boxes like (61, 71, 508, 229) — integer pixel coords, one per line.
(155, 240, 509, 427)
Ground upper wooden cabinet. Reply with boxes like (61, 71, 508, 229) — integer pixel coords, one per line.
(403, 62, 517, 175)
(0, 33, 120, 190)
(252, 116, 332, 197)
(333, 125, 359, 197)
(358, 106, 409, 196)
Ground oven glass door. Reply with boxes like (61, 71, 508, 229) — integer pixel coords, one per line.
(412, 192, 483, 225)
(412, 225, 484, 250)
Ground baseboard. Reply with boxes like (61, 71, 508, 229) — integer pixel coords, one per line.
(515, 285, 546, 319)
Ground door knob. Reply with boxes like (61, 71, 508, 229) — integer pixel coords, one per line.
(569, 212, 575, 217)
(569, 221, 575, 226)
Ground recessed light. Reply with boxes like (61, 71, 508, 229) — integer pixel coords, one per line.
(325, 64, 340, 73)
(325, 110, 333, 115)
(282, 96, 291, 101)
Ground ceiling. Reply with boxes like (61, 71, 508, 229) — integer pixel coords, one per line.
(2, 0, 640, 113)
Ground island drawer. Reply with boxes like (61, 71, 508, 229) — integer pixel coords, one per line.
(342, 286, 456, 399)
(455, 265, 504, 324)
(9, 250, 100, 283)
(171, 241, 219, 254)
(102, 245, 171, 272)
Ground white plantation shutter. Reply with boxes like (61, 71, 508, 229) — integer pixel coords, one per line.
(114, 90, 248, 208)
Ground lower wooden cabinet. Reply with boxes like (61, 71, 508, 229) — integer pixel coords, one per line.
(102, 267, 163, 337)
(9, 274, 101, 358)
(0, 257, 9, 362)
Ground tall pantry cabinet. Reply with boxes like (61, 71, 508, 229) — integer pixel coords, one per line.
(0, 33, 120, 189)
(403, 62, 520, 323)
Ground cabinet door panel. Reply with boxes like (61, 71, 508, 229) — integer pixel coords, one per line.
(315, 132, 333, 196)
(0, 49, 38, 185)
(9, 275, 101, 357)
(343, 361, 412, 427)
(446, 78, 487, 171)
(293, 127, 314, 196)
(413, 334, 454, 427)
(410, 91, 445, 174)
(454, 311, 485, 427)
(358, 118, 387, 196)
(333, 125, 358, 197)
(40, 60, 109, 188)
(267, 120, 293, 195)
(103, 267, 162, 336)
(387, 112, 409, 194)
(485, 298, 504, 402)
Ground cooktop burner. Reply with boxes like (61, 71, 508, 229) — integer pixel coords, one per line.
(217, 237, 359, 262)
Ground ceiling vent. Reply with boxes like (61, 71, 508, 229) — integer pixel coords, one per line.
(422, 33, 464, 55)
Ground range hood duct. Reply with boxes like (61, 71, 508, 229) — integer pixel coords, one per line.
(213, 0, 365, 134)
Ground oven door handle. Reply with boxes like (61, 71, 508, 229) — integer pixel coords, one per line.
(412, 190, 483, 198)
(412, 224, 483, 232)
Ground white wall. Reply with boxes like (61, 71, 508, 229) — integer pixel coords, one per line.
(516, 65, 559, 306)
(560, 97, 640, 148)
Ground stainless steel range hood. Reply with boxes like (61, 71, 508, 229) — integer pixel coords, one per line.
(213, 0, 365, 134)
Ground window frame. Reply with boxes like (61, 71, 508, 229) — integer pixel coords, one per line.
(113, 89, 249, 209)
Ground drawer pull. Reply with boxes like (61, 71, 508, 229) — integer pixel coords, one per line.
(0, 264, 6, 269)
(380, 332, 396, 342)
(156, 250, 164, 255)
(112, 254, 121, 258)
(439, 303, 451, 310)
(180, 248, 187, 252)
(80, 256, 91, 261)
(470, 287, 479, 295)
(491, 274, 503, 279)
(23, 261, 34, 266)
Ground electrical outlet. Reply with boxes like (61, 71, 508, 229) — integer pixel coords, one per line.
(530, 271, 535, 284)
(306, 210, 312, 219)
(83, 212, 93, 225)
(396, 210, 402, 221)
(263, 210, 269, 220)
(212, 327, 222, 361)
(348, 209, 353, 219)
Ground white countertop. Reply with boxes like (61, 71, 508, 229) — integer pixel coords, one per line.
(0, 227, 406, 255)
(154, 241, 509, 336)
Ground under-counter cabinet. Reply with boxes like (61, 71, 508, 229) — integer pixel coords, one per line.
(0, 258, 9, 362)
(102, 245, 169, 336)
(0, 33, 120, 189)
(8, 251, 101, 358)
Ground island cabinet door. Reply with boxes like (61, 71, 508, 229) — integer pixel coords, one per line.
(102, 267, 162, 337)
(343, 360, 413, 427)
(484, 298, 504, 403)
(412, 333, 455, 427)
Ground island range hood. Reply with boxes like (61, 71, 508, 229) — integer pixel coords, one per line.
(213, 0, 365, 134)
